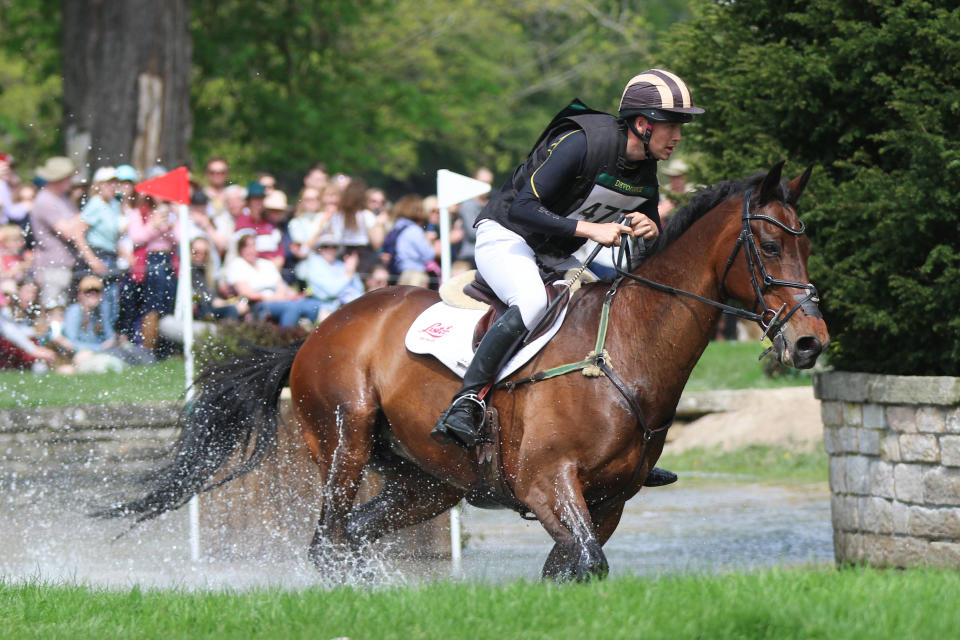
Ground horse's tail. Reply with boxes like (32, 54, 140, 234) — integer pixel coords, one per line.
(94, 340, 304, 522)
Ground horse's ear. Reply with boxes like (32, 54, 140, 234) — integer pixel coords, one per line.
(757, 160, 785, 207)
(786, 164, 814, 207)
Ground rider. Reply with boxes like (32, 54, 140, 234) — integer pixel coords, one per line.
(432, 69, 705, 454)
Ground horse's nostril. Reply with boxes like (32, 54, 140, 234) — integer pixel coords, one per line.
(796, 335, 822, 355)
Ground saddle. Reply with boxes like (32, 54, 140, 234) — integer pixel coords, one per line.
(445, 270, 572, 350)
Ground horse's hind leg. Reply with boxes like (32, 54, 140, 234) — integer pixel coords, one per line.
(303, 401, 377, 566)
(523, 463, 609, 582)
(542, 501, 624, 581)
(345, 457, 465, 547)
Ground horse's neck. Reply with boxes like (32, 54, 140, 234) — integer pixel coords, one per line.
(618, 208, 739, 382)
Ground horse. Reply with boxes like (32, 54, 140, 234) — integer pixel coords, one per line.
(102, 161, 828, 581)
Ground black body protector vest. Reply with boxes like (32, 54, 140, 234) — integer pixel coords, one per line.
(480, 100, 659, 267)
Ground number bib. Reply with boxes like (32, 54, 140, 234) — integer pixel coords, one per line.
(568, 173, 657, 222)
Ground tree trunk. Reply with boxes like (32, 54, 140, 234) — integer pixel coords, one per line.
(62, 0, 192, 179)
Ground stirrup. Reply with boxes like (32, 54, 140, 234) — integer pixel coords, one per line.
(431, 394, 486, 447)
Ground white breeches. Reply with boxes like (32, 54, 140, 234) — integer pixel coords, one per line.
(474, 220, 580, 328)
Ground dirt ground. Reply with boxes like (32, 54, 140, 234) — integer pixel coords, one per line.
(667, 386, 823, 453)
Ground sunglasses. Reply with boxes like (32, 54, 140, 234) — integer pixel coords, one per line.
(81, 288, 103, 294)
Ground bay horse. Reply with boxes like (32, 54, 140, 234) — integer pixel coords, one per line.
(103, 161, 828, 581)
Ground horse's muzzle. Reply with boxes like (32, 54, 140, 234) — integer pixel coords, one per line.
(787, 334, 823, 369)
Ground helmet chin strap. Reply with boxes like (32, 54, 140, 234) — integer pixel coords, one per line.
(625, 117, 655, 160)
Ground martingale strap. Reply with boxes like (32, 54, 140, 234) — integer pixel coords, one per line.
(495, 279, 619, 392)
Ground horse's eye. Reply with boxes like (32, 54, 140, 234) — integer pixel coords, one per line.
(760, 242, 781, 257)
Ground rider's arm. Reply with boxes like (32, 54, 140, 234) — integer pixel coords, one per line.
(507, 130, 586, 237)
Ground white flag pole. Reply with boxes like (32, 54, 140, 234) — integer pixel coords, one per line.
(176, 201, 199, 562)
(435, 169, 492, 574)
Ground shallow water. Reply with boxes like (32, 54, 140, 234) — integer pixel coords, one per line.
(0, 449, 832, 589)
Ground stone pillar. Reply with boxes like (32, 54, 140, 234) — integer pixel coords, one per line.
(815, 372, 960, 568)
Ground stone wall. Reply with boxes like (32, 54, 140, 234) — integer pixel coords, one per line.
(814, 372, 960, 567)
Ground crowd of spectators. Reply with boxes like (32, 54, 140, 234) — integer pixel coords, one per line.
(0, 151, 491, 373)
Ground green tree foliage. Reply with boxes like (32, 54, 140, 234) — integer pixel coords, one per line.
(665, 0, 960, 375)
(189, 0, 677, 186)
(0, 0, 62, 169)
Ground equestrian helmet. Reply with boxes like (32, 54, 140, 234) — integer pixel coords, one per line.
(619, 69, 705, 123)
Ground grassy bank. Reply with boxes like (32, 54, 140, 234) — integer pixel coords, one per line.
(0, 359, 186, 409)
(683, 340, 813, 392)
(2, 567, 957, 640)
(0, 340, 806, 408)
(659, 445, 828, 483)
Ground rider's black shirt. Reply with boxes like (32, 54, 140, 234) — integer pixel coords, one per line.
(479, 121, 661, 262)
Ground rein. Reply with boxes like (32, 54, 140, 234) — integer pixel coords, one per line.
(492, 186, 819, 509)
(614, 187, 820, 353)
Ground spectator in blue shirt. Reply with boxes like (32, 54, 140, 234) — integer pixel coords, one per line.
(303, 233, 364, 322)
(80, 167, 124, 331)
(390, 194, 437, 288)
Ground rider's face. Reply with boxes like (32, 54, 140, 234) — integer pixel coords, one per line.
(626, 117, 683, 162)
(647, 121, 683, 161)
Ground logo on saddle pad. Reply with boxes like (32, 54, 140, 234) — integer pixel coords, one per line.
(405, 302, 569, 381)
(421, 322, 453, 339)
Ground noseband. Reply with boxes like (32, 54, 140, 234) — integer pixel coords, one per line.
(719, 187, 821, 345)
(613, 187, 820, 354)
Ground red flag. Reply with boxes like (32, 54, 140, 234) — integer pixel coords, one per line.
(135, 166, 190, 204)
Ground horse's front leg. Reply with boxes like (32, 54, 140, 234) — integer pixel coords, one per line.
(541, 500, 624, 581)
(522, 463, 609, 582)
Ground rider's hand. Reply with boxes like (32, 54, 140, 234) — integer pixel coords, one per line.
(625, 212, 660, 240)
(575, 220, 633, 247)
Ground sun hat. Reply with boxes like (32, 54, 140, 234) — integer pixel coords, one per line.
(92, 166, 118, 184)
(662, 157, 690, 177)
(115, 164, 138, 182)
(35, 156, 76, 182)
(247, 181, 266, 199)
(263, 190, 288, 211)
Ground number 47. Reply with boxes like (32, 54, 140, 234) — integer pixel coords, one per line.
(579, 203, 622, 220)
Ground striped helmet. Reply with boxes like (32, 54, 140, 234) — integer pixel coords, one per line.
(619, 69, 705, 123)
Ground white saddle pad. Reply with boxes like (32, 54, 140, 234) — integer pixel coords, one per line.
(405, 302, 568, 381)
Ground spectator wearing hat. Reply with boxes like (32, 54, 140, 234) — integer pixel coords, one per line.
(236, 188, 286, 270)
(302, 232, 364, 322)
(80, 166, 124, 332)
(185, 188, 227, 263)
(30, 156, 104, 309)
(223, 232, 320, 328)
(62, 274, 154, 371)
(658, 157, 694, 219)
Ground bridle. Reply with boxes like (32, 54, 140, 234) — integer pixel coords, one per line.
(613, 186, 821, 356)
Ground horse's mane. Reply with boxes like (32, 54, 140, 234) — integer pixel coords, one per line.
(655, 171, 767, 251)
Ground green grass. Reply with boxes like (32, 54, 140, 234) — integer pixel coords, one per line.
(659, 445, 828, 483)
(685, 340, 814, 391)
(0, 359, 187, 409)
(2, 567, 958, 639)
(0, 339, 802, 408)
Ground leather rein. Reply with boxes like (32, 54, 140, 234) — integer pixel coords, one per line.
(494, 187, 819, 511)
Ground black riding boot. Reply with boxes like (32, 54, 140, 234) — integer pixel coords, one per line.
(644, 467, 678, 487)
(431, 305, 527, 448)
